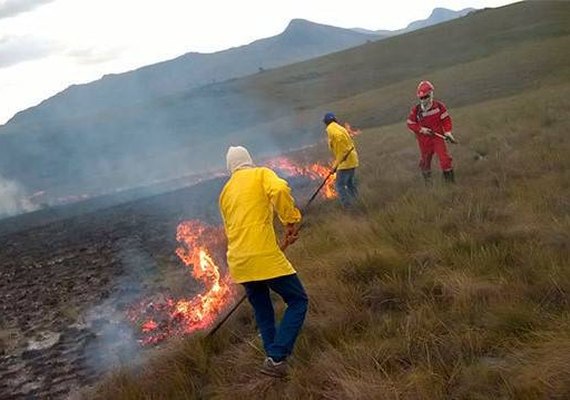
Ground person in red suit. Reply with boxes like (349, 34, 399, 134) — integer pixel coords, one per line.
(407, 81, 457, 184)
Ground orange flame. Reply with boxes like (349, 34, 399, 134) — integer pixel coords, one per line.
(127, 220, 234, 346)
(142, 320, 158, 333)
(344, 122, 361, 137)
(265, 157, 337, 199)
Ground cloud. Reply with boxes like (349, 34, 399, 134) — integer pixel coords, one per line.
(66, 46, 125, 65)
(0, 0, 55, 19)
(0, 35, 60, 68)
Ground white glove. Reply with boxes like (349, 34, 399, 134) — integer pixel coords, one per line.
(444, 132, 457, 143)
(419, 127, 432, 135)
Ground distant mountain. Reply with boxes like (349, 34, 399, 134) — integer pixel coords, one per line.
(0, 19, 381, 204)
(6, 19, 379, 126)
(352, 7, 476, 36)
(404, 7, 476, 32)
(0, 5, 512, 208)
(350, 28, 382, 35)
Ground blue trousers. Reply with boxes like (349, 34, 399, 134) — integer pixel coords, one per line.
(335, 168, 358, 208)
(242, 273, 308, 362)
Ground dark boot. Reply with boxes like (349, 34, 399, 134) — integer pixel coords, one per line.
(260, 357, 288, 378)
(443, 170, 455, 184)
(422, 170, 432, 186)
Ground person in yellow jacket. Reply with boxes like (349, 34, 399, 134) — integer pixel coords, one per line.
(219, 145, 308, 378)
(323, 112, 359, 208)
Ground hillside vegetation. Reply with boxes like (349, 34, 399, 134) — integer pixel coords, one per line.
(93, 82, 570, 400)
(1, 2, 568, 201)
(91, 2, 569, 399)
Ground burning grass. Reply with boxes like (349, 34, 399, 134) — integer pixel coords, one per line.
(264, 156, 337, 199)
(124, 158, 337, 346)
(126, 220, 235, 346)
(92, 83, 570, 399)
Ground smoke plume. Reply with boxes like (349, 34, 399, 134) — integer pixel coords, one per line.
(0, 173, 38, 218)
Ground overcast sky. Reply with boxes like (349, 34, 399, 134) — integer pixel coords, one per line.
(0, 0, 517, 125)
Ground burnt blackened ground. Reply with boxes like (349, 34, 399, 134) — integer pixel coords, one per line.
(0, 175, 320, 399)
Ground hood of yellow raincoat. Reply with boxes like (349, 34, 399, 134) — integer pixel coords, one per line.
(226, 146, 254, 174)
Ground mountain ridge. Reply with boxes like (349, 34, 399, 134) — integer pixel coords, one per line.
(3, 8, 475, 128)
(2, 3, 566, 213)
(352, 7, 475, 35)
(5, 19, 379, 127)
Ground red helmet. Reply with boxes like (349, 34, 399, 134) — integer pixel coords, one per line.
(416, 81, 435, 98)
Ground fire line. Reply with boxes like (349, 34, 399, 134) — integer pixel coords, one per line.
(127, 159, 336, 346)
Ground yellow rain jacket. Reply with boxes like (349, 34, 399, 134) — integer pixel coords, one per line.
(326, 121, 359, 170)
(219, 167, 302, 283)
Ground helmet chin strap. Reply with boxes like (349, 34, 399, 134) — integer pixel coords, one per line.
(420, 93, 433, 112)
(420, 100, 431, 112)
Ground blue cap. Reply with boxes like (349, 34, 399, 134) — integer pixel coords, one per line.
(323, 112, 336, 124)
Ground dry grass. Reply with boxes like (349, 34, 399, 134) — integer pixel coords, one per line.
(89, 75, 570, 399)
(88, 6, 570, 398)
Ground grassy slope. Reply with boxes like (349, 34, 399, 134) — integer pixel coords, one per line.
(3, 2, 567, 198)
(239, 1, 570, 123)
(158, 1, 570, 164)
(94, 72, 570, 400)
(92, 3, 570, 400)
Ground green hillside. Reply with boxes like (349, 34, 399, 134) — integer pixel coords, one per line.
(2, 2, 569, 201)
(91, 2, 570, 399)
(109, 1, 570, 177)
(237, 1, 570, 131)
(132, 0, 570, 149)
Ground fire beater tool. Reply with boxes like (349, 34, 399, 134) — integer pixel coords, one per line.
(431, 130, 487, 159)
(206, 147, 355, 338)
(431, 130, 458, 144)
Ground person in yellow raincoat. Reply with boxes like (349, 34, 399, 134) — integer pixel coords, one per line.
(323, 112, 359, 208)
(219, 145, 308, 378)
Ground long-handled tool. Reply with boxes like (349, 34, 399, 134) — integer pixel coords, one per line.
(206, 147, 355, 338)
(431, 131, 488, 160)
(431, 131, 458, 144)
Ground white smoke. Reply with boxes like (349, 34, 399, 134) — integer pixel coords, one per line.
(0, 174, 38, 217)
(81, 237, 158, 375)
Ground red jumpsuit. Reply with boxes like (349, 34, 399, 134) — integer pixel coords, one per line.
(406, 100, 453, 172)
